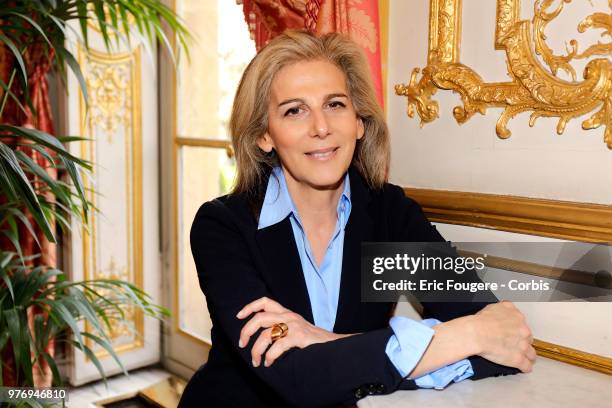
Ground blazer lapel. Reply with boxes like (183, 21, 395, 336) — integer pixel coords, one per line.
(255, 218, 315, 324)
(253, 166, 374, 332)
(333, 168, 374, 333)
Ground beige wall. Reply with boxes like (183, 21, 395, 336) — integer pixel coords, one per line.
(386, 0, 612, 358)
(387, 0, 612, 204)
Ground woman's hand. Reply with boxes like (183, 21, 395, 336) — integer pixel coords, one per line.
(236, 296, 350, 367)
(472, 301, 536, 372)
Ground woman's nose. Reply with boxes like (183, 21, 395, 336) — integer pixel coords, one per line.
(309, 109, 330, 138)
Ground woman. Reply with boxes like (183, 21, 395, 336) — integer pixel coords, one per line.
(179, 30, 535, 408)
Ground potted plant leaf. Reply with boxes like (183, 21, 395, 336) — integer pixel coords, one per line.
(0, 1, 190, 405)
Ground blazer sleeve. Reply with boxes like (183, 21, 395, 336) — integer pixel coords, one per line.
(190, 199, 409, 407)
(389, 185, 520, 379)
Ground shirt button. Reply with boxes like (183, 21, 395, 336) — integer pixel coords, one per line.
(354, 387, 365, 399)
(376, 384, 386, 394)
(367, 384, 377, 395)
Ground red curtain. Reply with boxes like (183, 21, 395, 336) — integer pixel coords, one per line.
(0, 41, 57, 387)
(0, 43, 57, 266)
(240, 0, 384, 107)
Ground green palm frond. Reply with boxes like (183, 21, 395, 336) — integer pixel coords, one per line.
(0, 0, 191, 254)
(0, 0, 191, 105)
(0, 251, 170, 388)
(0, 127, 93, 250)
(0, 0, 188, 391)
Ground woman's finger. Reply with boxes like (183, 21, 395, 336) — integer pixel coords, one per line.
(525, 345, 537, 362)
(519, 357, 533, 373)
(264, 335, 294, 367)
(251, 328, 273, 367)
(236, 297, 269, 319)
(236, 296, 286, 319)
(512, 352, 533, 373)
(239, 311, 281, 348)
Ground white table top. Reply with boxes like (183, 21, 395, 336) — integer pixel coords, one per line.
(359, 357, 612, 408)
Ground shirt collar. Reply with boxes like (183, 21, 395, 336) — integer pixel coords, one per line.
(258, 166, 352, 230)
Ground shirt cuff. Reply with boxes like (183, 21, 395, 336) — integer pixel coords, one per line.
(385, 316, 435, 378)
(413, 318, 474, 389)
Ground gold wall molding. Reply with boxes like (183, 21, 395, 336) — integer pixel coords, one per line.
(78, 45, 144, 358)
(533, 339, 612, 375)
(405, 188, 612, 243)
(457, 250, 612, 290)
(396, 0, 612, 148)
(406, 187, 612, 374)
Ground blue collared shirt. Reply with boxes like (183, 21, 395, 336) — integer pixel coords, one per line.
(258, 166, 473, 389)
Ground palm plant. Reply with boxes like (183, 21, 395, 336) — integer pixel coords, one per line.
(0, 0, 190, 402)
(1, 0, 190, 249)
(0, 251, 169, 384)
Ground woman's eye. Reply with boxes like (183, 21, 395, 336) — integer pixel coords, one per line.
(284, 107, 301, 116)
(328, 101, 346, 109)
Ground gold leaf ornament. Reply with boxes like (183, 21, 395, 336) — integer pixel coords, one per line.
(396, 0, 612, 149)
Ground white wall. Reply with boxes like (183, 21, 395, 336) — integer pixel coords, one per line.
(387, 0, 612, 204)
(386, 0, 612, 358)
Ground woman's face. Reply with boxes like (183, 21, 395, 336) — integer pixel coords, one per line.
(258, 59, 364, 191)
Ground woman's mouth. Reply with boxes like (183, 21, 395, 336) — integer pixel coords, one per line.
(305, 147, 339, 161)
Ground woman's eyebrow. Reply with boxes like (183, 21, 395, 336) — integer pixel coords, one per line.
(277, 93, 348, 107)
(325, 93, 348, 100)
(278, 98, 303, 108)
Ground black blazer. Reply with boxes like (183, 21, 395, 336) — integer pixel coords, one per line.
(178, 166, 518, 408)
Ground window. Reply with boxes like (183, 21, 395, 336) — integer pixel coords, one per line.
(174, 0, 256, 343)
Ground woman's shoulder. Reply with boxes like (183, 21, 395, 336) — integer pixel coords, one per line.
(368, 179, 423, 214)
(377, 181, 446, 242)
(347, 167, 425, 223)
(192, 191, 257, 233)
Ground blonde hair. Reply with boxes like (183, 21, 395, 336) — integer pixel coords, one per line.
(229, 30, 389, 197)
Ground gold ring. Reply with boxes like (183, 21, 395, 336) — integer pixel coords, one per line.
(270, 322, 289, 342)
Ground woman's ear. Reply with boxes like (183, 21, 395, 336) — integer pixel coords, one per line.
(357, 117, 365, 140)
(257, 132, 275, 153)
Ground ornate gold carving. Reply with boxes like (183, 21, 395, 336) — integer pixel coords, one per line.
(496, 0, 520, 49)
(78, 45, 144, 358)
(396, 0, 612, 149)
(96, 257, 136, 340)
(85, 60, 132, 141)
(428, 0, 462, 64)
